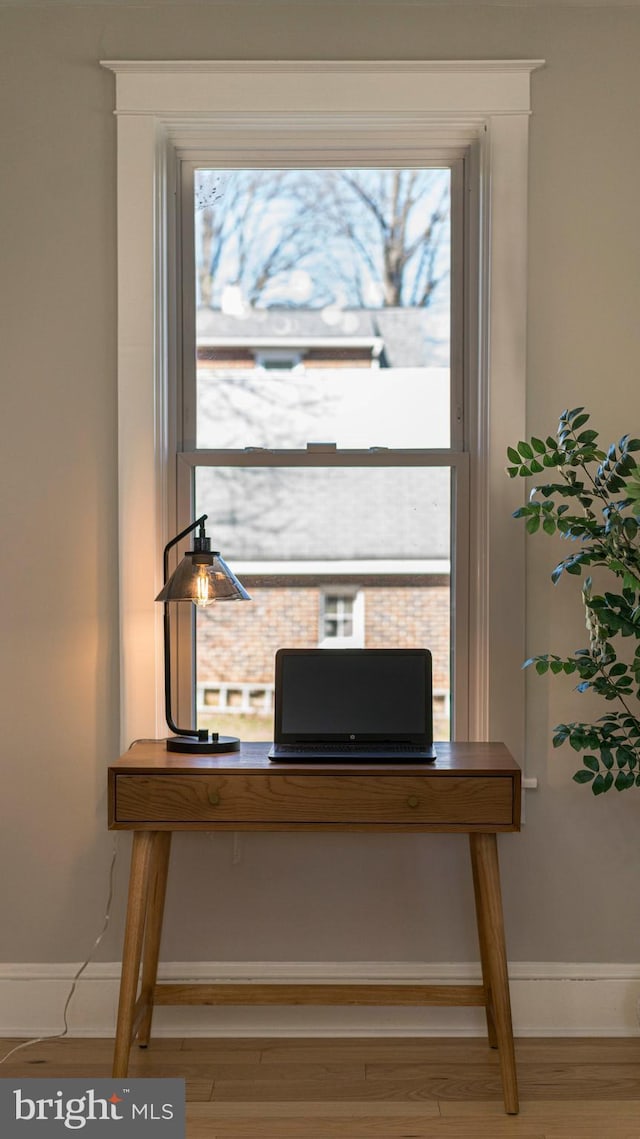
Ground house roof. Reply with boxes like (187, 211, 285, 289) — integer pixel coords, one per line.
(197, 306, 445, 368)
(198, 465, 450, 563)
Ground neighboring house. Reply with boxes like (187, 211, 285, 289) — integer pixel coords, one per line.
(197, 309, 383, 370)
(195, 306, 451, 738)
(196, 305, 447, 370)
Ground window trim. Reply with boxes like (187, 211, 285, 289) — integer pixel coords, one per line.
(103, 58, 543, 764)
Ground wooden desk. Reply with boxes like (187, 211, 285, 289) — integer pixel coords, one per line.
(108, 741, 521, 1113)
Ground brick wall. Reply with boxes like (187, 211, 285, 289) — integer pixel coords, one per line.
(359, 586, 449, 691)
(196, 586, 320, 681)
(197, 581, 450, 691)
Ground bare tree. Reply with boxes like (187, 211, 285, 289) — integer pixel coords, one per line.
(196, 171, 332, 310)
(195, 168, 449, 312)
(322, 170, 449, 308)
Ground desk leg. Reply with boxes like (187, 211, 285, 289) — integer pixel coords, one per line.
(469, 833, 519, 1115)
(137, 832, 172, 1048)
(112, 831, 156, 1078)
(470, 836, 498, 1049)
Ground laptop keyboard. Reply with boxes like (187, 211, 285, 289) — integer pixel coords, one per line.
(279, 743, 427, 754)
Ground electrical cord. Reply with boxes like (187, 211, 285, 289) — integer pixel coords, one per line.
(0, 836, 119, 1067)
(0, 738, 166, 1066)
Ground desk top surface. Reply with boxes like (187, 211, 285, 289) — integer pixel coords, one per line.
(112, 740, 520, 779)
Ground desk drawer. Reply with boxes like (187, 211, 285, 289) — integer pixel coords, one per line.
(113, 773, 515, 828)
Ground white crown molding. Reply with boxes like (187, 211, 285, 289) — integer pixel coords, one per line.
(101, 59, 546, 75)
(101, 58, 544, 125)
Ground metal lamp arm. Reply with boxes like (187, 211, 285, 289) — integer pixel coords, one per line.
(162, 513, 208, 585)
(162, 514, 209, 742)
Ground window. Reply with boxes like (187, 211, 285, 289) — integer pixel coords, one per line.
(187, 162, 456, 742)
(255, 350, 304, 373)
(319, 589, 364, 647)
(105, 60, 540, 764)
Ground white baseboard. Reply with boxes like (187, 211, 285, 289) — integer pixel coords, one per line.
(1, 961, 639, 1038)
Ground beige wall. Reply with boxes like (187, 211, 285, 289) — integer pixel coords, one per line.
(1, 2, 639, 967)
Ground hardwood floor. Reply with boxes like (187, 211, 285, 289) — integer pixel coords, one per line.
(1, 1036, 639, 1137)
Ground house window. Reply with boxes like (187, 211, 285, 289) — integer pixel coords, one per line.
(186, 162, 457, 742)
(319, 589, 364, 647)
(254, 349, 304, 373)
(106, 60, 536, 760)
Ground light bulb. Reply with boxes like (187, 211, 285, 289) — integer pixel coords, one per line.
(195, 564, 214, 608)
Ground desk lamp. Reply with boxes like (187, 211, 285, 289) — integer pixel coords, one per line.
(155, 514, 250, 753)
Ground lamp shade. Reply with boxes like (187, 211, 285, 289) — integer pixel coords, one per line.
(155, 551, 250, 606)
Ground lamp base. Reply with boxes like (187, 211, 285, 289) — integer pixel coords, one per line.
(166, 734, 240, 754)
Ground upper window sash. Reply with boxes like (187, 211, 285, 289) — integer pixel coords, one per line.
(103, 59, 542, 763)
(180, 158, 462, 455)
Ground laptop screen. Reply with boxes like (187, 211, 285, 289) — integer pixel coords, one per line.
(274, 648, 432, 744)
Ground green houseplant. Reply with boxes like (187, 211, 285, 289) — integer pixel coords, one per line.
(507, 407, 640, 793)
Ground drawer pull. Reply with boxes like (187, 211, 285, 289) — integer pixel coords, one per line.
(207, 790, 220, 806)
(407, 795, 420, 809)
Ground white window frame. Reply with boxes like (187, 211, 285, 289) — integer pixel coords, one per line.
(319, 587, 365, 648)
(103, 59, 543, 768)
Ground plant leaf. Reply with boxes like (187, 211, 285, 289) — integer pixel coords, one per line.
(592, 772, 613, 795)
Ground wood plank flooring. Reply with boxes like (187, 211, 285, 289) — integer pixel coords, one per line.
(1, 1036, 639, 1137)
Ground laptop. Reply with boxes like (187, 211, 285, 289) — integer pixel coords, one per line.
(268, 647, 437, 762)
